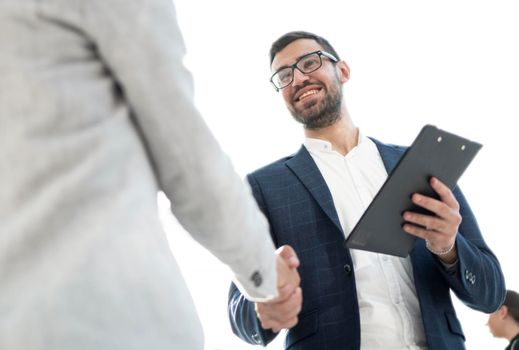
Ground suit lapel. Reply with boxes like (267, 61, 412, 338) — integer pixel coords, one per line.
(285, 140, 413, 249)
(370, 137, 403, 174)
(286, 146, 344, 234)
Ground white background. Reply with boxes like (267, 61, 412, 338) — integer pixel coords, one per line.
(162, 1, 519, 349)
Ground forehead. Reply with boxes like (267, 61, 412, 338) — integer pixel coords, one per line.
(271, 39, 324, 71)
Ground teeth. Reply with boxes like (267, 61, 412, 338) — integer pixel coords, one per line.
(299, 89, 319, 100)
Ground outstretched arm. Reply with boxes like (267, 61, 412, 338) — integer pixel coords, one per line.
(80, 0, 279, 299)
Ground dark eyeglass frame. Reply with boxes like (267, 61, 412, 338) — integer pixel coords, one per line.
(270, 50, 339, 91)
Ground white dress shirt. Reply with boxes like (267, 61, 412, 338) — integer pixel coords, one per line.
(304, 133, 428, 350)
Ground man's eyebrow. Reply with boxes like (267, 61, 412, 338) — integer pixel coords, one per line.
(272, 51, 314, 71)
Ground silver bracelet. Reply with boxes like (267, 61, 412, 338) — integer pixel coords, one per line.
(425, 240, 455, 256)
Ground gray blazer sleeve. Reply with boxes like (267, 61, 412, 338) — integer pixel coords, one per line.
(51, 0, 277, 300)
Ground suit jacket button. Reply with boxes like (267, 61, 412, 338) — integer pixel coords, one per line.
(250, 271, 262, 287)
(343, 264, 352, 275)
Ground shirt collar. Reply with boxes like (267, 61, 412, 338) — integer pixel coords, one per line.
(304, 130, 368, 157)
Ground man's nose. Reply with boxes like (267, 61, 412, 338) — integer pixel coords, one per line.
(292, 68, 309, 87)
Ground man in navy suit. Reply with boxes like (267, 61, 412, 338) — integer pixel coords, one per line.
(228, 31, 506, 349)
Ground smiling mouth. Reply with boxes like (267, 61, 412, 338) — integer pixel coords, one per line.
(297, 89, 321, 102)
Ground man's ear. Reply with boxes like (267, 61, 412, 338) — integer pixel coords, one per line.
(336, 60, 350, 83)
(498, 305, 509, 319)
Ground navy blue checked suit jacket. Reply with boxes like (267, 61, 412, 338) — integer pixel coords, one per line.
(228, 138, 505, 350)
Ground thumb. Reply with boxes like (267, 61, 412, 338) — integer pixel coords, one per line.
(276, 245, 300, 269)
(276, 283, 295, 302)
(275, 255, 300, 290)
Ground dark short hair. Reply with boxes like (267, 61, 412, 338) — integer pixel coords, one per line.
(504, 290, 519, 323)
(269, 31, 340, 66)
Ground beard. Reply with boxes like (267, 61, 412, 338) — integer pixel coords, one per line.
(289, 80, 342, 130)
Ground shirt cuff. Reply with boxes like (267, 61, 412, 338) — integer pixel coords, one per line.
(233, 252, 278, 302)
(440, 258, 459, 275)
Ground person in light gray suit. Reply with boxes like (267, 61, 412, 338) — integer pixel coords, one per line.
(0, 1, 302, 349)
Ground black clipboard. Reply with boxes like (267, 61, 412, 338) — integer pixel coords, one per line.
(344, 125, 482, 257)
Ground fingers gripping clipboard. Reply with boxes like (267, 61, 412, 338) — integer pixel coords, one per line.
(344, 125, 482, 257)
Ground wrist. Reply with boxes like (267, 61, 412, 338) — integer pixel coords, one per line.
(426, 239, 457, 264)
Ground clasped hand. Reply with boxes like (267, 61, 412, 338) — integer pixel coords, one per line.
(255, 245, 302, 333)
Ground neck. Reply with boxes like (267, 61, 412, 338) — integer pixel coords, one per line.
(504, 324, 519, 341)
(304, 109, 358, 156)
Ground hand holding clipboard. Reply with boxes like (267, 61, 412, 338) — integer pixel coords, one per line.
(345, 125, 482, 257)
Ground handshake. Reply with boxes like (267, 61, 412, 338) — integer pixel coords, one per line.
(255, 245, 302, 333)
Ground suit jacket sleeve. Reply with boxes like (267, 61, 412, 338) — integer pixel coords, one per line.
(61, 0, 278, 300)
(228, 174, 279, 345)
(433, 187, 505, 312)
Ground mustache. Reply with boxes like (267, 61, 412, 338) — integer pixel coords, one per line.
(292, 81, 321, 100)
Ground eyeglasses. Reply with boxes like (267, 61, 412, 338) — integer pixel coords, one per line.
(270, 50, 338, 91)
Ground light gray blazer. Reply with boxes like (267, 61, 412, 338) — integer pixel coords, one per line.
(0, 1, 277, 349)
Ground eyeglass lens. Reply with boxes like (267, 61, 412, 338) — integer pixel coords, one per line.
(274, 52, 322, 89)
